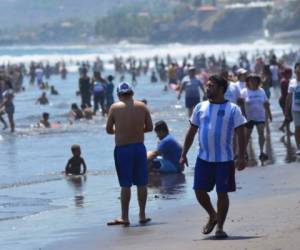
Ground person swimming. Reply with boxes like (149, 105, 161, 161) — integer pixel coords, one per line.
(70, 103, 84, 120)
(36, 92, 49, 105)
(38, 112, 51, 128)
(50, 85, 59, 95)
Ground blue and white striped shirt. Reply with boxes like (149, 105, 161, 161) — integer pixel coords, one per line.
(190, 101, 246, 162)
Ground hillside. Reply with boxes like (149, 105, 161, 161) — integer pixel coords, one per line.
(0, 0, 146, 30)
(0, 1, 299, 45)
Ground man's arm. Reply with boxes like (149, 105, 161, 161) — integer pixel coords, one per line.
(144, 108, 153, 133)
(106, 107, 115, 134)
(179, 124, 198, 166)
(78, 78, 82, 93)
(81, 158, 87, 175)
(199, 81, 206, 97)
(235, 125, 247, 171)
(177, 82, 184, 100)
(238, 98, 246, 117)
(285, 93, 292, 121)
(0, 99, 5, 109)
(147, 150, 160, 161)
(65, 159, 71, 175)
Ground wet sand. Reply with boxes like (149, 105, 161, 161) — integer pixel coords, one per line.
(45, 161, 300, 250)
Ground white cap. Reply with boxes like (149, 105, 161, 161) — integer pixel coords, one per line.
(117, 82, 133, 95)
(236, 68, 248, 75)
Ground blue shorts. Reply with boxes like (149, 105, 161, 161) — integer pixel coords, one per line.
(114, 143, 148, 187)
(153, 158, 179, 173)
(37, 78, 43, 85)
(185, 96, 200, 109)
(5, 103, 15, 114)
(193, 158, 236, 193)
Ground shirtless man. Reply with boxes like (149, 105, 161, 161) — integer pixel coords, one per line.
(106, 82, 153, 226)
(36, 92, 49, 105)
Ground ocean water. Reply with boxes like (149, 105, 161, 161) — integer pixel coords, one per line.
(0, 42, 299, 250)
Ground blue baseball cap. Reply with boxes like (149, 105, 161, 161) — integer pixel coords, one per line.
(117, 82, 133, 95)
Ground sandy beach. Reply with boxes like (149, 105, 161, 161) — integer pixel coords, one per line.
(44, 161, 300, 250)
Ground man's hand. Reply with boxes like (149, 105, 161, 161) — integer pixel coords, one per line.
(179, 154, 189, 167)
(269, 115, 272, 122)
(235, 158, 246, 171)
(285, 113, 292, 122)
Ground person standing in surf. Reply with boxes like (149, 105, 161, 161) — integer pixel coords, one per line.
(0, 80, 15, 132)
(178, 66, 206, 116)
(0, 77, 8, 130)
(106, 82, 153, 226)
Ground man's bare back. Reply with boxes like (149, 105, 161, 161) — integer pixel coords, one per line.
(106, 98, 153, 146)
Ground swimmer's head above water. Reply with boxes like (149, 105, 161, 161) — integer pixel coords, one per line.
(71, 144, 81, 156)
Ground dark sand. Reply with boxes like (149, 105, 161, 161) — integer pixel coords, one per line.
(45, 161, 300, 250)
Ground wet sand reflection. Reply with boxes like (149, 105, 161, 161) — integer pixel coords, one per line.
(66, 175, 86, 208)
(148, 173, 186, 196)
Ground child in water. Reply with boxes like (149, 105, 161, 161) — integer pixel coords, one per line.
(38, 112, 51, 128)
(65, 145, 87, 175)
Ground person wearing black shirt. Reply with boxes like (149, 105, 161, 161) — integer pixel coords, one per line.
(79, 68, 92, 107)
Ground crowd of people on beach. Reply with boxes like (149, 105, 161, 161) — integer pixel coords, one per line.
(1, 48, 300, 237)
(2, 49, 299, 151)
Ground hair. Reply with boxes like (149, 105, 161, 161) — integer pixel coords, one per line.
(154, 120, 169, 133)
(282, 68, 292, 78)
(71, 144, 81, 153)
(42, 112, 49, 119)
(107, 75, 114, 81)
(208, 75, 228, 93)
(117, 91, 133, 98)
(71, 103, 79, 110)
(294, 62, 300, 71)
(141, 99, 147, 105)
(246, 74, 261, 89)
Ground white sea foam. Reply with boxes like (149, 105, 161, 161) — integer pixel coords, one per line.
(0, 42, 297, 66)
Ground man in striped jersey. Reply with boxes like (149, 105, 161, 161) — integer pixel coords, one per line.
(180, 75, 247, 239)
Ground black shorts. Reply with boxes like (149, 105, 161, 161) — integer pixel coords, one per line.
(245, 120, 265, 130)
(185, 96, 200, 109)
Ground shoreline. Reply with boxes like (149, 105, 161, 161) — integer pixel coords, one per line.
(0, 39, 299, 48)
(45, 161, 300, 250)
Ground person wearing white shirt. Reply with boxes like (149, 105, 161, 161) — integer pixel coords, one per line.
(35, 66, 44, 86)
(240, 75, 272, 162)
(224, 81, 241, 104)
(235, 68, 248, 92)
(285, 62, 300, 155)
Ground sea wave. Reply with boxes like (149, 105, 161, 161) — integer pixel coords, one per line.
(0, 42, 297, 66)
